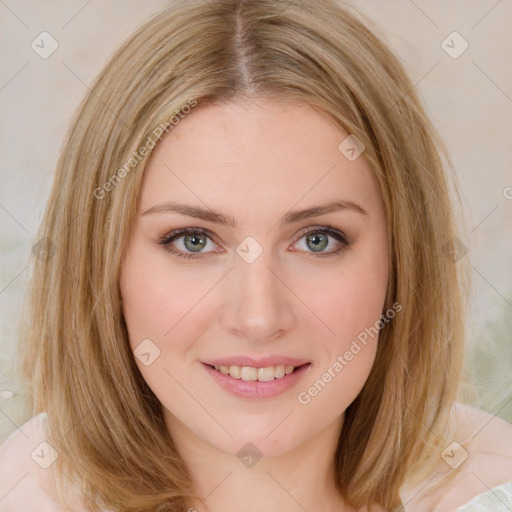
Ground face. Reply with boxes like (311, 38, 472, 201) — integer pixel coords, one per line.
(120, 98, 389, 459)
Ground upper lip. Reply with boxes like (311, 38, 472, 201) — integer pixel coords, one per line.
(203, 356, 310, 368)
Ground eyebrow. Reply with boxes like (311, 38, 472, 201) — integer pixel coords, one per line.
(141, 200, 368, 228)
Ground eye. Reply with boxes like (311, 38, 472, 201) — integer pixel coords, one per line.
(158, 227, 218, 260)
(158, 225, 350, 260)
(292, 226, 349, 256)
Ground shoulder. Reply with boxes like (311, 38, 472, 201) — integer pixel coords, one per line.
(0, 413, 88, 512)
(453, 401, 512, 455)
(400, 402, 512, 512)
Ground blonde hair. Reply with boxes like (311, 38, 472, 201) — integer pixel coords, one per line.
(20, 0, 471, 510)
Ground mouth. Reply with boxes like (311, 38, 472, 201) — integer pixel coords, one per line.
(202, 361, 312, 399)
(204, 362, 311, 382)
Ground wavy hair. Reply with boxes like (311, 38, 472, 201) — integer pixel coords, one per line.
(20, 0, 470, 510)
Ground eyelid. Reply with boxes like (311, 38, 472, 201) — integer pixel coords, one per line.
(293, 224, 348, 243)
(160, 227, 219, 247)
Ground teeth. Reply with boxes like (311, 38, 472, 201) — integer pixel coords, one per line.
(212, 364, 297, 381)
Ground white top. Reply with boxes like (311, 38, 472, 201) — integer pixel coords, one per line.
(0, 412, 511, 511)
(456, 483, 512, 511)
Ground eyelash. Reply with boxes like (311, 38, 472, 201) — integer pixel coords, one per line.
(158, 226, 350, 260)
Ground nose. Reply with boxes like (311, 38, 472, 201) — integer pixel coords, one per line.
(220, 250, 296, 343)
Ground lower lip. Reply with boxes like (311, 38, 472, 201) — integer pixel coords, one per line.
(202, 363, 312, 399)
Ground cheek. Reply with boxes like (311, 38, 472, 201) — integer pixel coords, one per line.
(120, 250, 202, 398)
(306, 248, 388, 347)
(296, 239, 388, 400)
(296, 265, 386, 412)
(120, 247, 206, 348)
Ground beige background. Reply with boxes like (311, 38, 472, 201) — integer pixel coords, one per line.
(1, 0, 511, 444)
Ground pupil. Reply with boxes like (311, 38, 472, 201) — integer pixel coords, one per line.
(308, 233, 327, 252)
(185, 234, 206, 252)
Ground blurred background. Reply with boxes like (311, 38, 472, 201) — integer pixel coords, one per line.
(1, 0, 511, 443)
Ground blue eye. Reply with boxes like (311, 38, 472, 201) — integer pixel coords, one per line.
(159, 226, 349, 260)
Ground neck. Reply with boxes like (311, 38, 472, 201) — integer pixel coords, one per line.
(164, 411, 357, 512)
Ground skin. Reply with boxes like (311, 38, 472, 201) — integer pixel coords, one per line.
(120, 98, 390, 512)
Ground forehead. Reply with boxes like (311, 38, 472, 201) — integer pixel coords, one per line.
(139, 98, 381, 221)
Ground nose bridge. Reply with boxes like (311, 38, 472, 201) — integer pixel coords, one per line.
(222, 244, 294, 340)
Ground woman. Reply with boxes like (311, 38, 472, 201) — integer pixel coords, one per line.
(1, 0, 511, 511)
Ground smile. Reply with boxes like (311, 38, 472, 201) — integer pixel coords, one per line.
(202, 362, 312, 399)
(210, 364, 297, 381)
